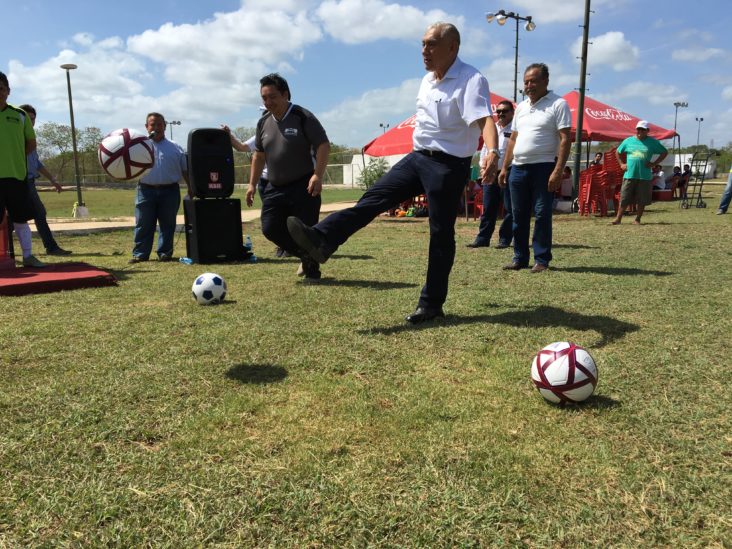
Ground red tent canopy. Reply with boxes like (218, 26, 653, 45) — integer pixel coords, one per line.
(363, 92, 512, 156)
(563, 90, 676, 142)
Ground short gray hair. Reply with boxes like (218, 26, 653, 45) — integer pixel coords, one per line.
(427, 22, 461, 45)
(525, 63, 549, 80)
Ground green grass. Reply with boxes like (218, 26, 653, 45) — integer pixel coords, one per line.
(38, 185, 366, 219)
(1, 186, 731, 546)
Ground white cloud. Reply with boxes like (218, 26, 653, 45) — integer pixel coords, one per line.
(72, 33, 95, 47)
(595, 81, 685, 108)
(316, 0, 459, 44)
(723, 86, 732, 102)
(671, 47, 725, 62)
(572, 31, 639, 71)
(319, 78, 421, 145)
(493, 0, 624, 25)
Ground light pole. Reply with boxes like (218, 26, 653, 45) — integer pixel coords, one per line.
(379, 122, 389, 134)
(168, 120, 181, 140)
(486, 9, 536, 102)
(695, 117, 704, 146)
(60, 63, 85, 215)
(672, 101, 687, 165)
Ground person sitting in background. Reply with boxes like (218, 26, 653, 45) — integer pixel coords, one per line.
(590, 152, 603, 166)
(560, 166, 573, 199)
(651, 165, 666, 190)
(665, 166, 682, 193)
(679, 164, 692, 197)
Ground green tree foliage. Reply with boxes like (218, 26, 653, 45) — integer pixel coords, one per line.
(358, 157, 389, 190)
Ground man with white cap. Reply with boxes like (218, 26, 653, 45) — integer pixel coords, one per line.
(611, 120, 667, 225)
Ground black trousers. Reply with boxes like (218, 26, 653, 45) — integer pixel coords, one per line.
(316, 151, 470, 308)
(261, 174, 321, 256)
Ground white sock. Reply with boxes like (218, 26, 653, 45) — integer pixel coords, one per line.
(13, 222, 32, 258)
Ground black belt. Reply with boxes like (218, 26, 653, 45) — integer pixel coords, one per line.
(414, 149, 467, 162)
(139, 182, 179, 189)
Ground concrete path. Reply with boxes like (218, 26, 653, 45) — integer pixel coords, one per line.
(36, 201, 357, 235)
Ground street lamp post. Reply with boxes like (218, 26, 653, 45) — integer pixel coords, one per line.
(168, 120, 181, 140)
(695, 117, 704, 147)
(60, 63, 85, 216)
(379, 123, 389, 134)
(486, 9, 536, 102)
(672, 101, 687, 165)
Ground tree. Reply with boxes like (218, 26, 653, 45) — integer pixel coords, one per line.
(358, 157, 389, 190)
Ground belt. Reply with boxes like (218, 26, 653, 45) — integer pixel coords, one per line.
(138, 182, 179, 189)
(414, 149, 466, 162)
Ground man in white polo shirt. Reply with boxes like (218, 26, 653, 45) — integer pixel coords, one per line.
(499, 63, 571, 273)
(287, 22, 499, 324)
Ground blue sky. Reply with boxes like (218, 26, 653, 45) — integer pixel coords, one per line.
(2, 0, 730, 151)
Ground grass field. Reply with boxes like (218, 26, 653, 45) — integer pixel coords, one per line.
(1, 185, 730, 546)
(37, 185, 366, 219)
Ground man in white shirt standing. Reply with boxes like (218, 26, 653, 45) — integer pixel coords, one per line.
(288, 22, 499, 324)
(498, 63, 571, 273)
(467, 99, 515, 249)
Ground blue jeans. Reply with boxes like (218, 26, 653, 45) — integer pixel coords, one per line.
(475, 181, 513, 245)
(132, 185, 181, 259)
(718, 171, 732, 213)
(27, 178, 60, 252)
(509, 162, 555, 267)
(316, 151, 470, 308)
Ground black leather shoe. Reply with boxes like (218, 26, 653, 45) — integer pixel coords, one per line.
(466, 240, 489, 248)
(405, 306, 445, 325)
(495, 241, 511, 249)
(47, 247, 72, 256)
(502, 262, 527, 270)
(287, 217, 333, 264)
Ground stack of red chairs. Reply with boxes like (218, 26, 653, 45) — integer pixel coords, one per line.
(466, 187, 483, 219)
(578, 163, 608, 216)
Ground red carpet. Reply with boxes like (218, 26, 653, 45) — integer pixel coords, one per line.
(0, 262, 117, 296)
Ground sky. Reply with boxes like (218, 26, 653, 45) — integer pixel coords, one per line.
(2, 0, 731, 152)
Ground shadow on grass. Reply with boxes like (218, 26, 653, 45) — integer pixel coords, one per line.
(305, 278, 418, 290)
(552, 266, 673, 276)
(361, 304, 638, 347)
(552, 243, 600, 249)
(545, 394, 621, 411)
(226, 363, 288, 384)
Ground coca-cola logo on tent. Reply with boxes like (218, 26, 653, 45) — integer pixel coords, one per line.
(585, 108, 633, 121)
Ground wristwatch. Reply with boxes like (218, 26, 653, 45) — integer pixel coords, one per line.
(487, 148, 500, 155)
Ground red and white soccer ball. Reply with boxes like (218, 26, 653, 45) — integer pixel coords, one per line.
(98, 128, 155, 180)
(531, 342, 598, 405)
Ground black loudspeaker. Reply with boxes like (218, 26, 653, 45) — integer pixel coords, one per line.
(184, 198, 244, 263)
(187, 128, 235, 198)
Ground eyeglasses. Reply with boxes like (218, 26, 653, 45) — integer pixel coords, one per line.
(495, 109, 512, 115)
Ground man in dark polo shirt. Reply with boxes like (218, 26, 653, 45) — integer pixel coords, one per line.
(246, 73, 330, 281)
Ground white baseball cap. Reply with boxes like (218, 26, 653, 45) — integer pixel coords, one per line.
(636, 120, 649, 130)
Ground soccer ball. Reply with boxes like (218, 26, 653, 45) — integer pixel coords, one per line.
(191, 272, 227, 305)
(98, 128, 155, 180)
(531, 342, 598, 405)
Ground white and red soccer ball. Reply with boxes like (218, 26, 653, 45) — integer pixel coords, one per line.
(531, 342, 598, 405)
(191, 272, 227, 305)
(98, 128, 154, 180)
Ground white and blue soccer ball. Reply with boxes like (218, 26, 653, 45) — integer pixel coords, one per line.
(191, 272, 227, 305)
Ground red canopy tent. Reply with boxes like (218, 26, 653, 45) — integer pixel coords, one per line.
(563, 90, 676, 142)
(363, 92, 513, 156)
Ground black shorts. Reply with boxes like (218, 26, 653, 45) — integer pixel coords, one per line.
(0, 178, 35, 223)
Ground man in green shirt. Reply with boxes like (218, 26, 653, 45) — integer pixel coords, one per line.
(0, 71, 44, 267)
(611, 120, 668, 225)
